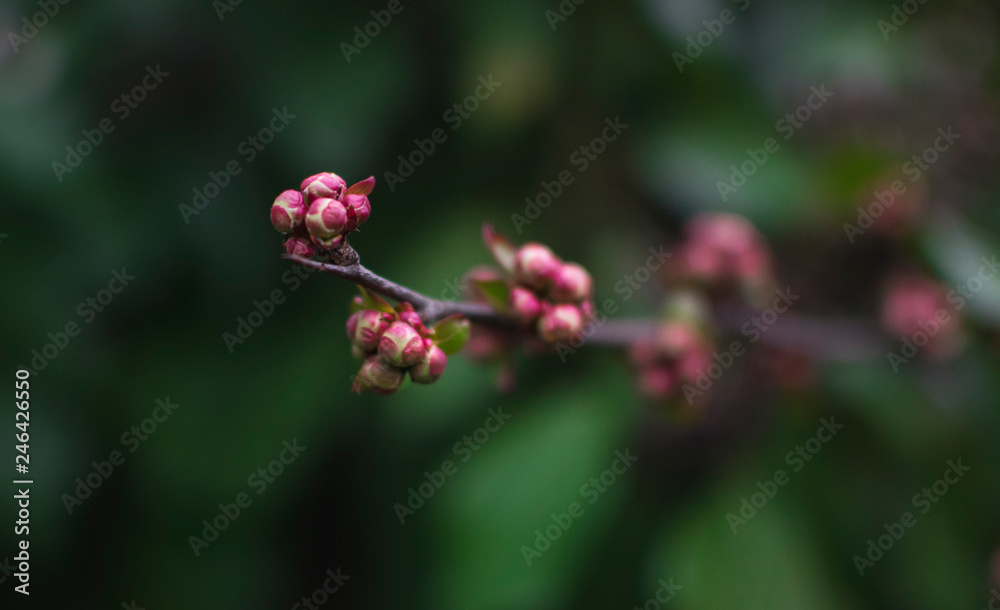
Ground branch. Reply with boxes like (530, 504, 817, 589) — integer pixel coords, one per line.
(284, 255, 887, 360)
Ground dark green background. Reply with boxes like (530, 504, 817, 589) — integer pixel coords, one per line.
(2, 0, 1000, 607)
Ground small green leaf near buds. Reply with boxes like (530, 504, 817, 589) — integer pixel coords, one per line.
(306, 198, 348, 238)
(354, 356, 404, 395)
(353, 310, 393, 351)
(301, 172, 347, 202)
(346, 176, 376, 196)
(378, 321, 426, 367)
(550, 263, 593, 303)
(432, 314, 471, 355)
(271, 190, 306, 233)
(283, 237, 315, 258)
(410, 344, 447, 384)
(470, 278, 511, 313)
(356, 286, 395, 314)
(482, 224, 517, 274)
(515, 243, 561, 288)
(537, 304, 583, 343)
(509, 286, 541, 323)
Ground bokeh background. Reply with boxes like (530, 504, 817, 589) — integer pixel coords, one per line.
(2, 0, 1000, 607)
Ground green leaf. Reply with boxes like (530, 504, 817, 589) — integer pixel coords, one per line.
(482, 223, 517, 274)
(432, 314, 470, 355)
(469, 278, 510, 313)
(356, 285, 394, 313)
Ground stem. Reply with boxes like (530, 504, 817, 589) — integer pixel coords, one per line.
(284, 254, 887, 359)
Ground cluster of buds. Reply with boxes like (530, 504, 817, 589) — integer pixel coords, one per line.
(629, 293, 714, 402)
(346, 294, 468, 395)
(480, 225, 595, 345)
(880, 273, 963, 359)
(270, 172, 375, 256)
(672, 213, 775, 305)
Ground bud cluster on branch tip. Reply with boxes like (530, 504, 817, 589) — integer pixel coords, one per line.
(347, 303, 450, 395)
(270, 172, 375, 254)
(480, 225, 596, 345)
(672, 213, 775, 302)
(880, 273, 964, 359)
(630, 318, 714, 402)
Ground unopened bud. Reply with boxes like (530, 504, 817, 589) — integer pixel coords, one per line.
(306, 198, 348, 238)
(310, 233, 345, 251)
(342, 194, 371, 232)
(355, 356, 404, 395)
(410, 344, 447, 384)
(637, 365, 676, 399)
(378, 321, 426, 367)
(549, 263, 592, 303)
(353, 310, 393, 351)
(514, 243, 561, 288)
(537, 304, 583, 343)
(283, 237, 315, 258)
(301, 172, 347, 202)
(396, 304, 425, 333)
(509, 286, 541, 323)
(270, 190, 306, 233)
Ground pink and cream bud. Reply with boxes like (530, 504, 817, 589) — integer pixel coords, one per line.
(537, 304, 584, 343)
(410, 344, 448, 384)
(509, 287, 541, 323)
(355, 357, 405, 395)
(353, 310, 393, 351)
(550, 263, 592, 303)
(306, 198, 348, 238)
(270, 190, 306, 233)
(514, 243, 561, 288)
(283, 237, 315, 258)
(378, 321, 426, 367)
(301, 172, 347, 202)
(342, 194, 371, 232)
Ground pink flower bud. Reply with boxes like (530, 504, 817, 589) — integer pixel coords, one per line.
(549, 263, 592, 303)
(310, 233, 344, 251)
(509, 286, 541, 323)
(410, 344, 447, 384)
(342, 194, 371, 232)
(301, 172, 347, 202)
(378, 321, 426, 367)
(396, 304, 425, 333)
(270, 190, 306, 234)
(355, 356, 404, 395)
(353, 310, 393, 351)
(637, 365, 676, 399)
(464, 324, 510, 362)
(346, 311, 360, 341)
(306, 198, 348, 238)
(514, 243, 561, 288)
(537, 304, 583, 343)
(283, 237, 315, 258)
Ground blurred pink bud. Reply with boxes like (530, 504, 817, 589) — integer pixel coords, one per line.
(346, 311, 360, 340)
(353, 310, 393, 351)
(515, 243, 561, 288)
(464, 324, 510, 362)
(283, 237, 315, 258)
(410, 344, 448, 384)
(342, 194, 371, 232)
(301, 172, 347, 202)
(629, 340, 659, 367)
(509, 287, 541, 324)
(270, 190, 306, 234)
(354, 357, 404, 395)
(378, 321, 426, 367)
(396, 303, 426, 334)
(549, 263, 593, 303)
(351, 345, 367, 361)
(677, 346, 712, 382)
(655, 321, 702, 358)
(537, 304, 583, 343)
(306, 198, 348, 238)
(637, 366, 676, 399)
